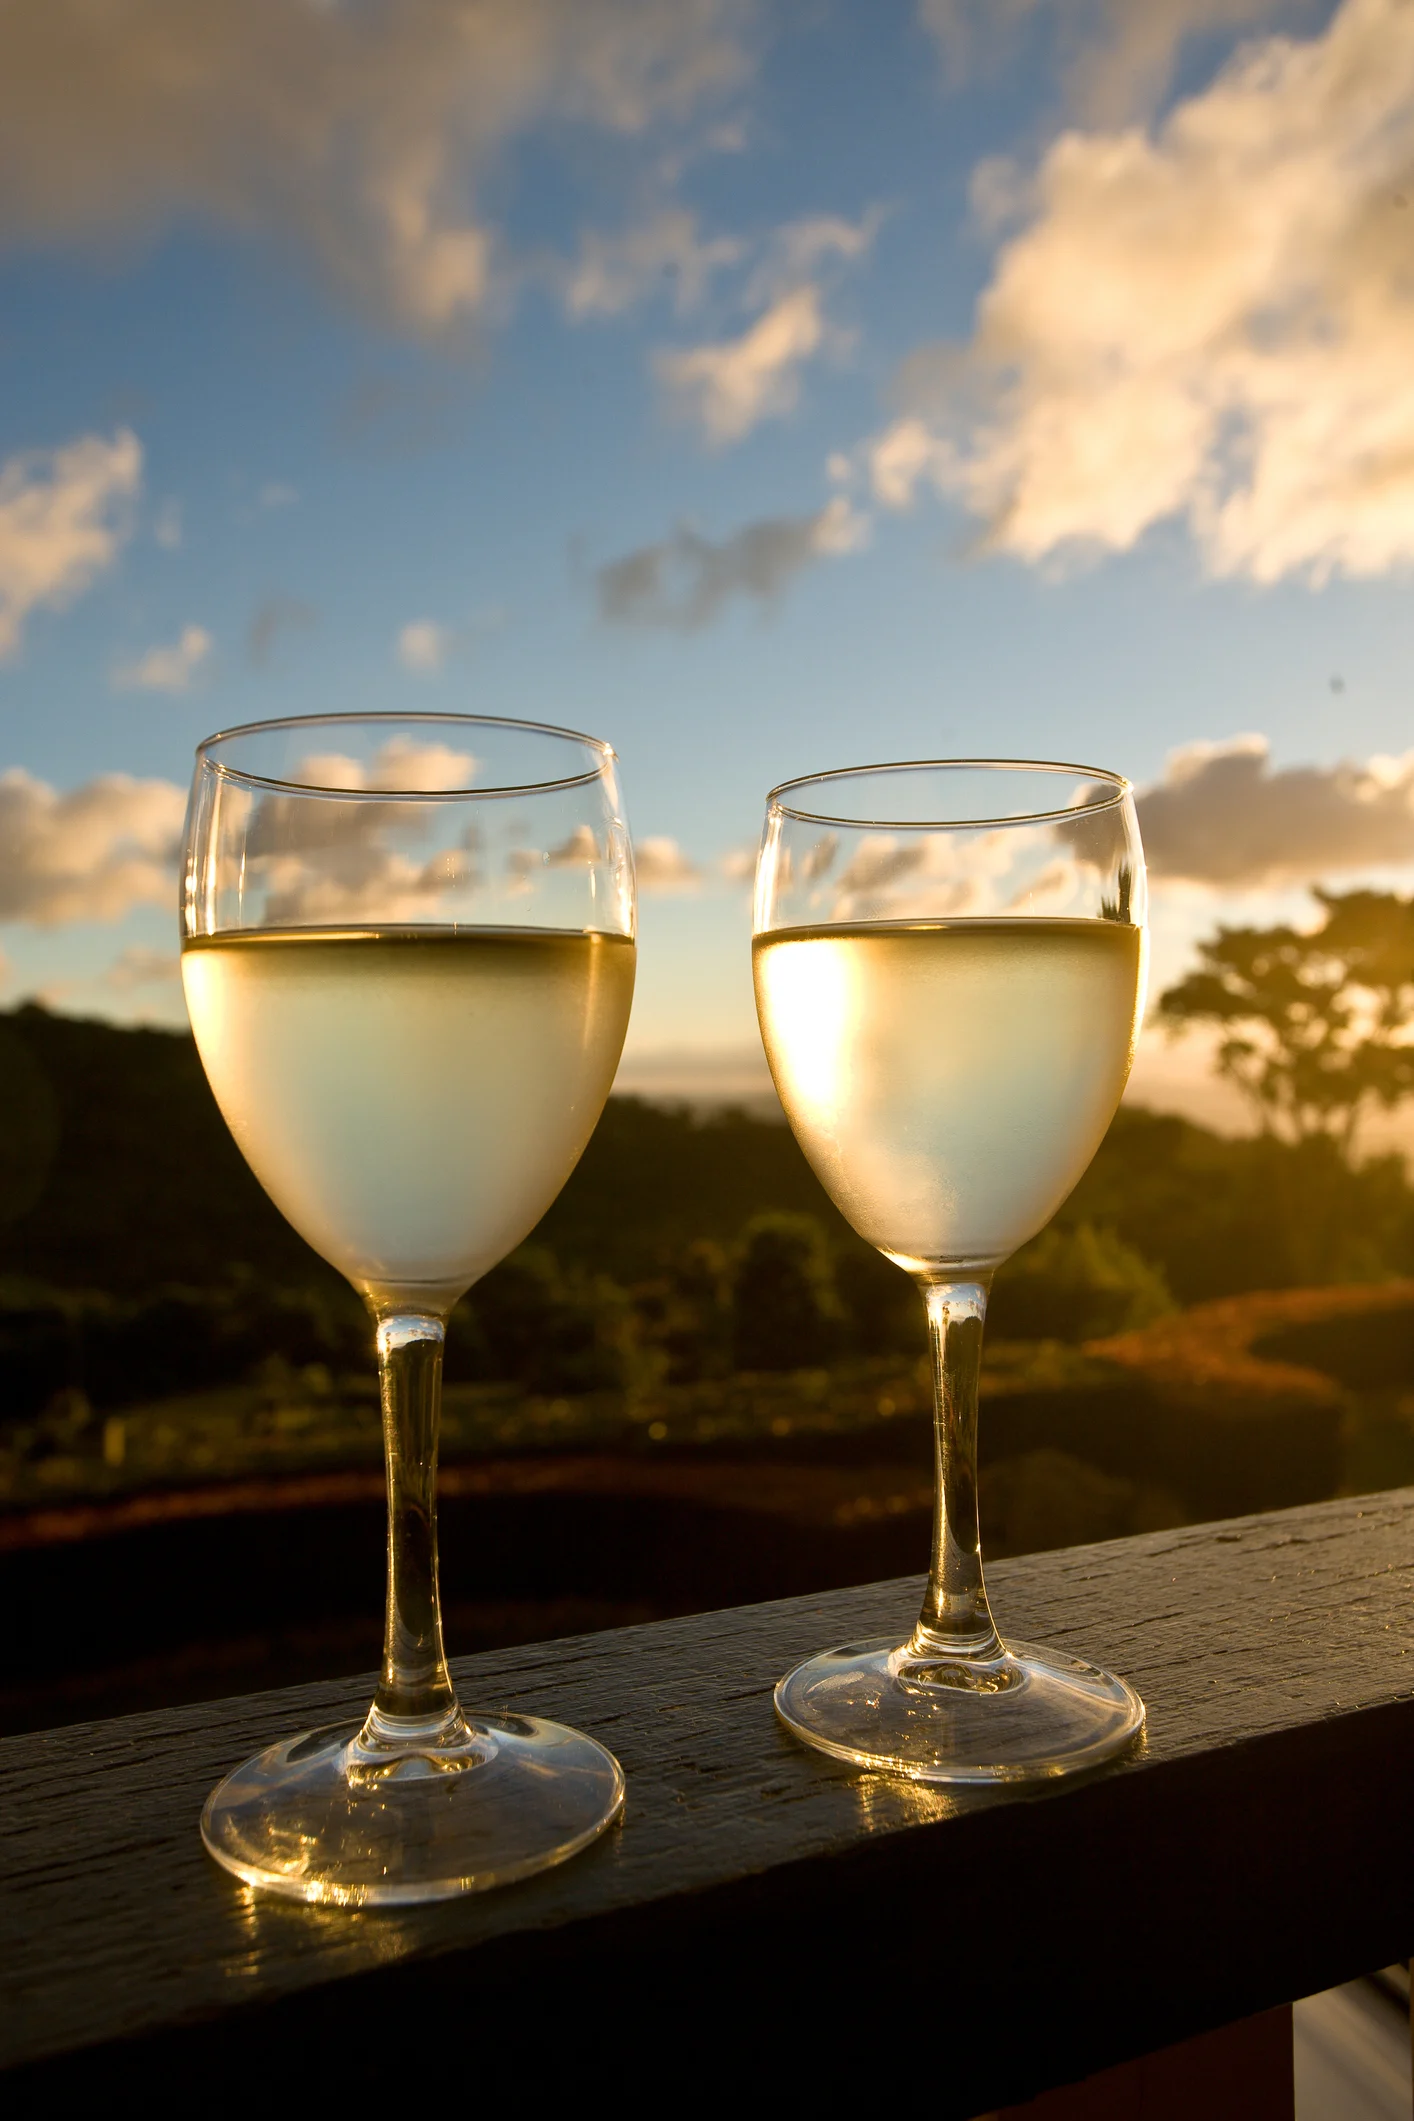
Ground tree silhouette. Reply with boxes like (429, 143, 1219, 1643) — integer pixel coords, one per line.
(1159, 889, 1414, 1153)
(731, 1212, 845, 1372)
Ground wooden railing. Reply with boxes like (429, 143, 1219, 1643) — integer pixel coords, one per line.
(3, 1489, 1413, 2110)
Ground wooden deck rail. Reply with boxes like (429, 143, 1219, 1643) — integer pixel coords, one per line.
(4, 1489, 1414, 2109)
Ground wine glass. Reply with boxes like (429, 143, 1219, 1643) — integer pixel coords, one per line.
(184, 713, 636, 1901)
(753, 759, 1147, 1782)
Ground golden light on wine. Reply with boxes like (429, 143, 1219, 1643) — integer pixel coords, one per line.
(756, 923, 856, 1120)
(183, 925, 635, 1305)
(754, 917, 1143, 1273)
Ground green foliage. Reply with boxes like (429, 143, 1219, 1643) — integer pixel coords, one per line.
(0, 1272, 368, 1419)
(530, 1095, 842, 1279)
(449, 1247, 641, 1395)
(1065, 1108, 1414, 1302)
(627, 1240, 734, 1385)
(0, 1024, 59, 1226)
(0, 1004, 340, 1297)
(989, 1223, 1175, 1343)
(731, 1212, 845, 1372)
(832, 1241, 923, 1360)
(1159, 888, 1414, 1151)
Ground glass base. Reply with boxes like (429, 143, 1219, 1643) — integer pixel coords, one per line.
(775, 1636, 1144, 1785)
(201, 1711, 625, 1905)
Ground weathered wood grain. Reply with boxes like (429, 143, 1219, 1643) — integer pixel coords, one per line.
(4, 1490, 1414, 2108)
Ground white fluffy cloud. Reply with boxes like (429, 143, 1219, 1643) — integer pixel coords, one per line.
(0, 769, 186, 926)
(636, 837, 702, 891)
(878, 0, 1414, 583)
(861, 416, 955, 512)
(397, 620, 452, 673)
(0, 430, 142, 659)
(113, 623, 212, 694)
(286, 738, 478, 793)
(596, 494, 868, 628)
(656, 286, 826, 444)
(0, 0, 752, 335)
(1137, 735, 1414, 886)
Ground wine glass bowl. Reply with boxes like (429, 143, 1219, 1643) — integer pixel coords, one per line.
(754, 760, 1147, 1782)
(184, 714, 635, 1901)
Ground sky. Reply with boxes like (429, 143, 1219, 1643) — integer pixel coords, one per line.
(1, 0, 1413, 1134)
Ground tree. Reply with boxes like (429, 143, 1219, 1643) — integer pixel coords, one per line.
(731, 1212, 845, 1372)
(1158, 889, 1414, 1153)
(989, 1223, 1174, 1343)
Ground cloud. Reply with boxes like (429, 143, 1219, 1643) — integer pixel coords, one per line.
(397, 619, 452, 673)
(596, 494, 868, 629)
(236, 737, 481, 924)
(286, 738, 478, 793)
(102, 945, 181, 993)
(636, 837, 701, 891)
(248, 595, 316, 666)
(1137, 735, 1414, 886)
(578, 206, 877, 433)
(564, 209, 743, 317)
(0, 768, 186, 925)
(254, 847, 475, 929)
(655, 286, 826, 444)
(258, 481, 299, 510)
(880, 0, 1414, 583)
(861, 415, 957, 510)
(564, 202, 878, 337)
(112, 623, 212, 694)
(918, 0, 1315, 121)
(746, 209, 884, 304)
(0, 0, 752, 336)
(153, 498, 182, 550)
(0, 430, 142, 659)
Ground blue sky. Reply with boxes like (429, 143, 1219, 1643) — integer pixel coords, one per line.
(0, 0, 1410, 1128)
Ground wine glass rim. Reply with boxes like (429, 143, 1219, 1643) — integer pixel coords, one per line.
(194, 711, 615, 799)
(766, 756, 1131, 828)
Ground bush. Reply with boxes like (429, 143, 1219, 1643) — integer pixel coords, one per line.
(450, 1247, 638, 1394)
(0, 1272, 371, 1422)
(1066, 1110, 1414, 1300)
(731, 1212, 845, 1371)
(833, 1241, 924, 1359)
(628, 1240, 734, 1385)
(988, 1223, 1175, 1344)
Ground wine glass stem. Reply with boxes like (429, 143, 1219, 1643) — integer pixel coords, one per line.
(910, 1276, 1004, 1663)
(369, 1309, 457, 1729)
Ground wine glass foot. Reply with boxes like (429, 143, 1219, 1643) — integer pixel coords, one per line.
(774, 1636, 1144, 1784)
(201, 1712, 625, 1905)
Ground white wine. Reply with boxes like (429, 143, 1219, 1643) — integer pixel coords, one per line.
(183, 926, 635, 1302)
(753, 918, 1143, 1272)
